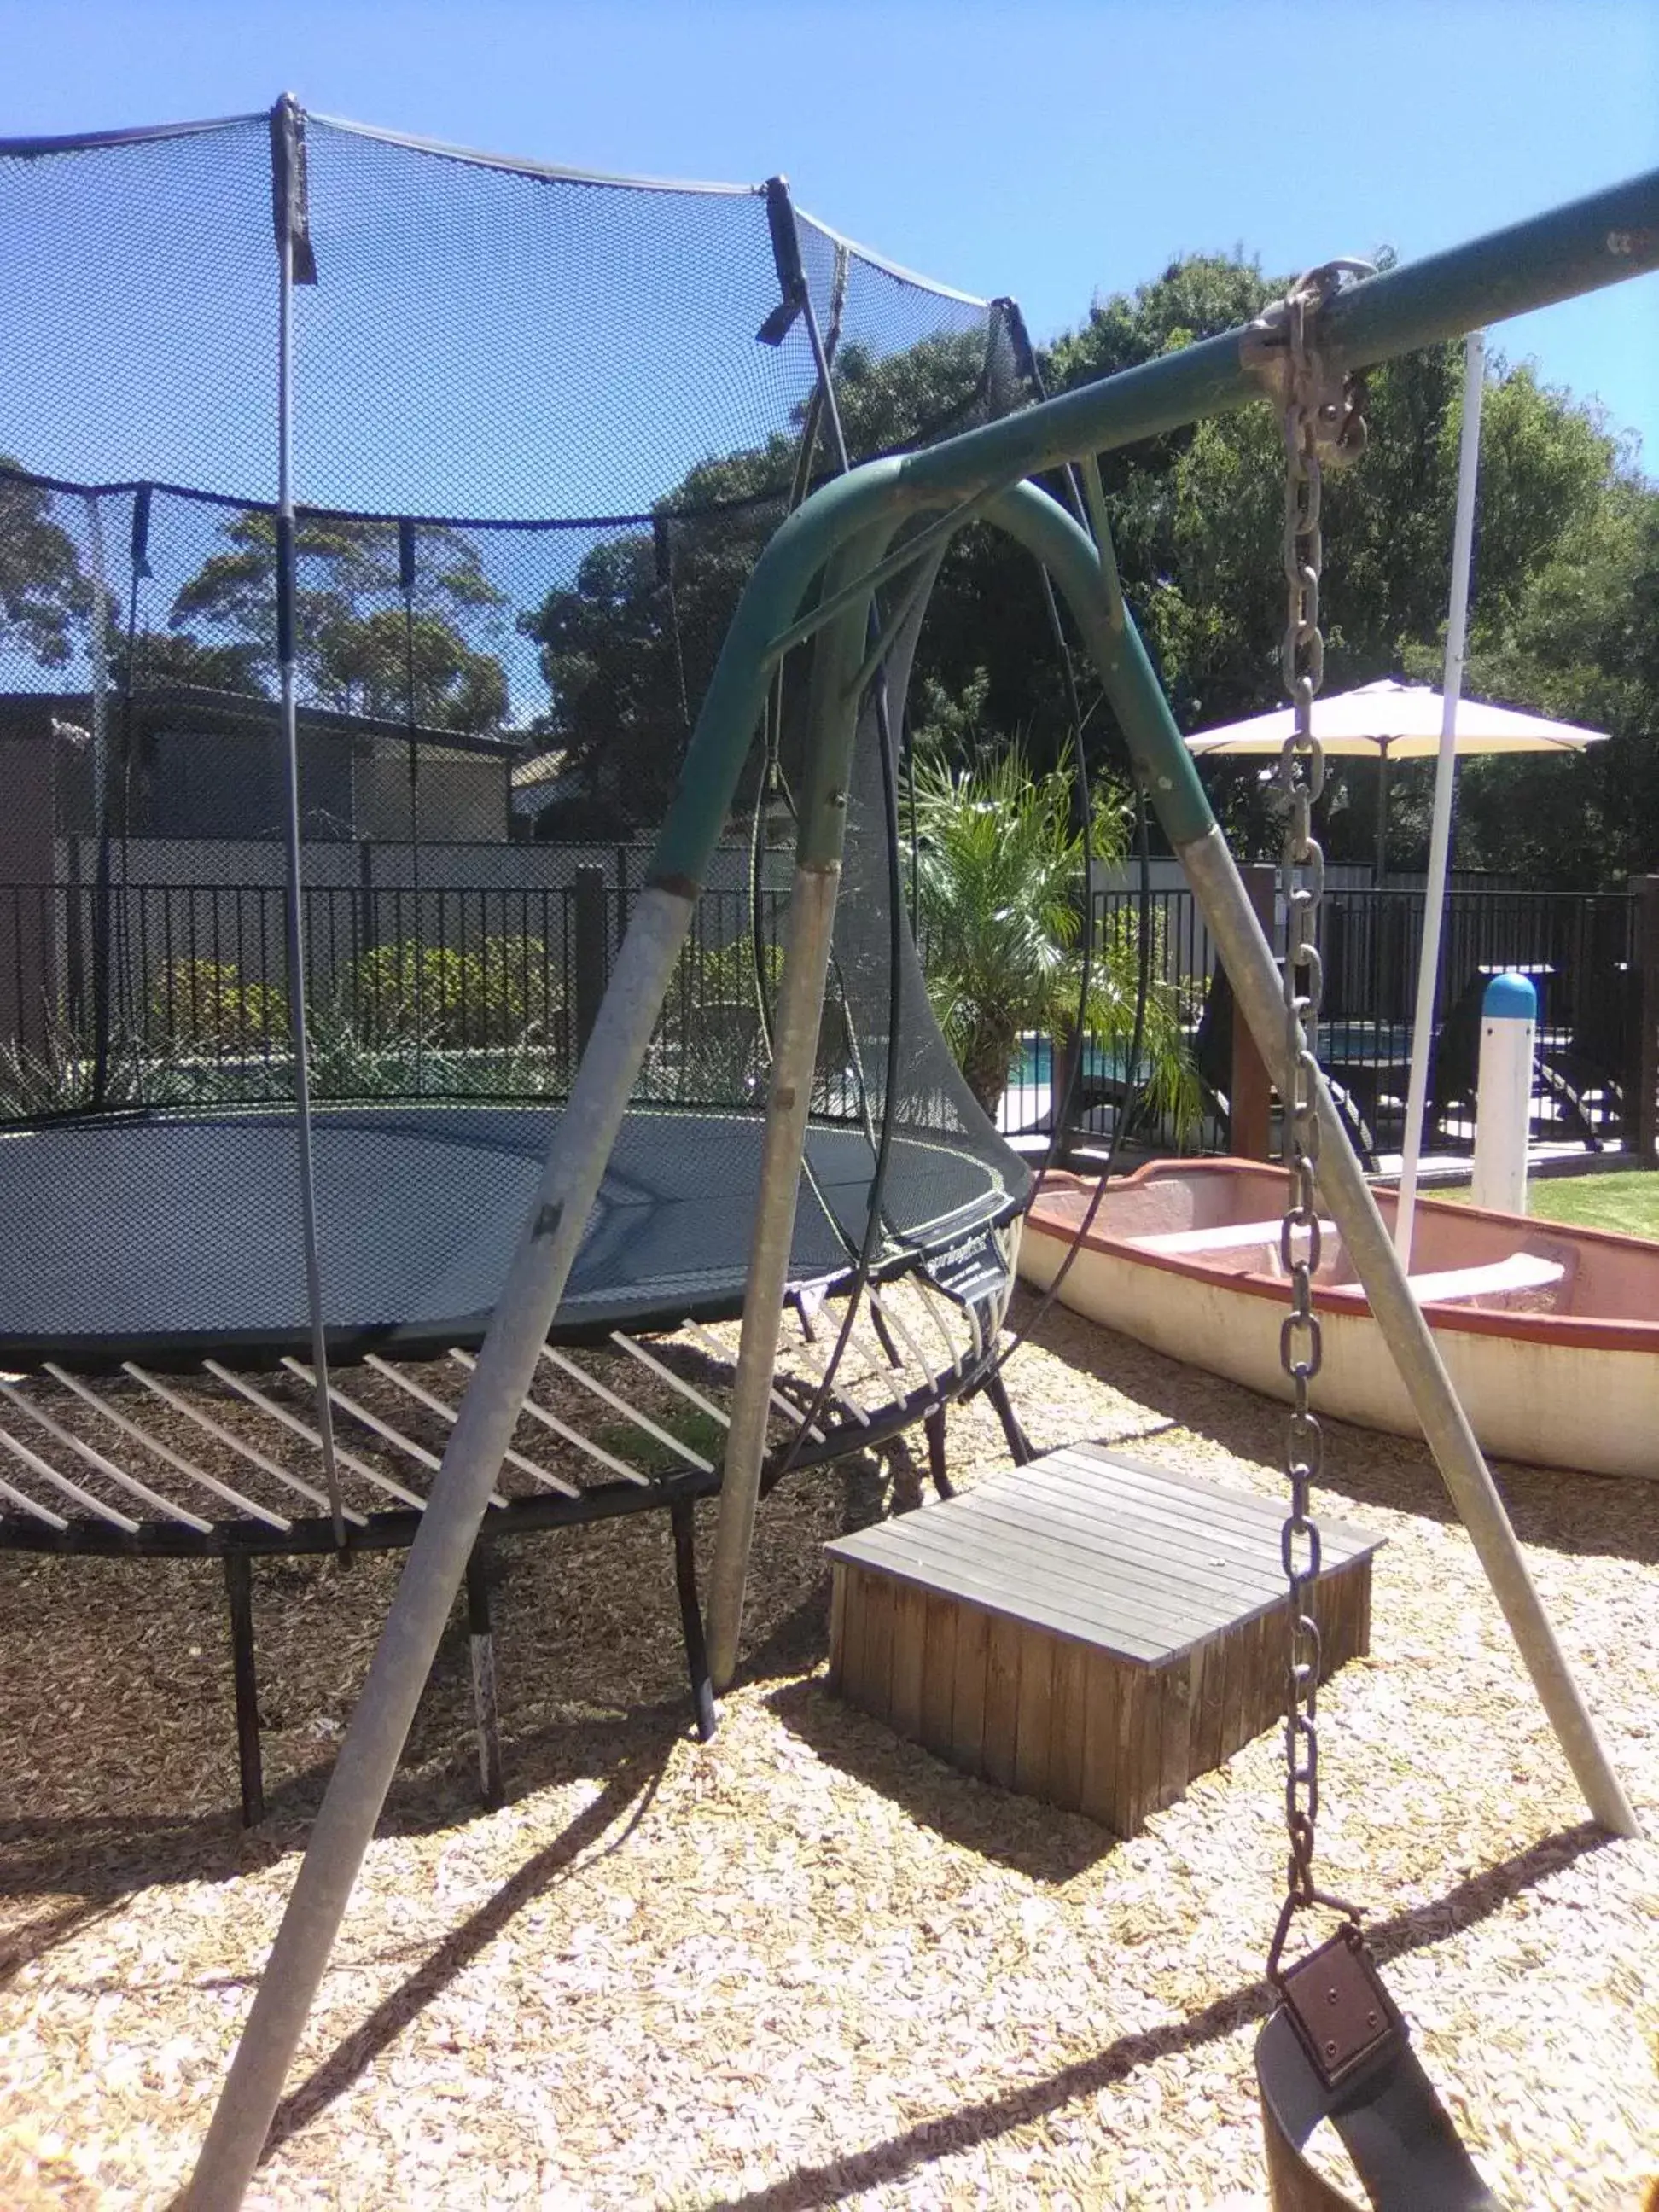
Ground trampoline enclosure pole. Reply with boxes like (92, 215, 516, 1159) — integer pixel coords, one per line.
(270, 96, 342, 1539)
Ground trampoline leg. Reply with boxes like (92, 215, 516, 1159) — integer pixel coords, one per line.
(924, 1406, 954, 1499)
(984, 1370, 1033, 1466)
(224, 1552, 265, 1830)
(671, 1498, 717, 1742)
(465, 1548, 504, 1812)
(868, 1302, 904, 1372)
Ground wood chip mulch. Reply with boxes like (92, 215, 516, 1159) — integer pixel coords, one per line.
(2, 1292, 1656, 2209)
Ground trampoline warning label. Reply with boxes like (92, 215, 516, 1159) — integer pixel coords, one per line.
(921, 1227, 1006, 1307)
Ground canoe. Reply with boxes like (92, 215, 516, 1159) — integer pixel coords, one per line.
(1016, 1157, 1658, 1480)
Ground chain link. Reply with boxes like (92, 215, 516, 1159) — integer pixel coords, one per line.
(1269, 265, 1371, 1972)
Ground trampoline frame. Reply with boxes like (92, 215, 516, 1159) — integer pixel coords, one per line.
(0, 1237, 1026, 1825)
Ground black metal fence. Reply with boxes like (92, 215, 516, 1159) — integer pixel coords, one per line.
(3, 865, 1647, 1156)
(0, 862, 792, 1117)
(998, 881, 1644, 1160)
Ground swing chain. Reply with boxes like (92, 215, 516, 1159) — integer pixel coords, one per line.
(1272, 266, 1371, 1961)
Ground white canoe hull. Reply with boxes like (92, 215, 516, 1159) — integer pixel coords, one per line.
(1017, 1162, 1658, 1481)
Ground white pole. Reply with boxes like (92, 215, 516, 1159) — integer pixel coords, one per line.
(1470, 972, 1537, 1213)
(1394, 329, 1486, 1266)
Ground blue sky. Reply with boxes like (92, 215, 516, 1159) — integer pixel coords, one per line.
(3, 0, 1656, 474)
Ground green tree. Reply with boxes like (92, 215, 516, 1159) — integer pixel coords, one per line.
(520, 252, 1654, 882)
(1438, 474, 1659, 884)
(519, 329, 1004, 834)
(0, 462, 90, 668)
(907, 742, 1197, 1127)
(116, 628, 269, 696)
(170, 510, 509, 731)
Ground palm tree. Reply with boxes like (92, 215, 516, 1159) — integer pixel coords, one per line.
(907, 746, 1198, 1132)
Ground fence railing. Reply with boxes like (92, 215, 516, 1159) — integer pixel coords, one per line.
(998, 882, 1644, 1161)
(0, 874, 789, 1117)
(3, 871, 1650, 1161)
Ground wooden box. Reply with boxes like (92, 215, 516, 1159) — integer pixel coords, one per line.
(825, 1442, 1381, 1837)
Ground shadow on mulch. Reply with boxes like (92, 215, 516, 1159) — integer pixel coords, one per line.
(250, 1726, 678, 2168)
(0, 1428, 917, 1986)
(764, 1676, 1116, 1884)
(0, 1701, 690, 1996)
(1017, 1296, 1659, 1566)
(692, 1819, 1613, 2212)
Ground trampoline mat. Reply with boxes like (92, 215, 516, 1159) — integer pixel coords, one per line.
(0, 1103, 1022, 1365)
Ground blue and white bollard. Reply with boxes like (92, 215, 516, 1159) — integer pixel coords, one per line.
(1470, 971, 1536, 1214)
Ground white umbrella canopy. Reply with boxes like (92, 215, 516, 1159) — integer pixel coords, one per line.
(1185, 678, 1608, 877)
(1185, 677, 1609, 759)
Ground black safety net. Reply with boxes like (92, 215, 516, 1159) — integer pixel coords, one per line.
(0, 103, 1029, 1364)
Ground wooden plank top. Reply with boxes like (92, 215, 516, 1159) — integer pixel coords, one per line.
(824, 1441, 1383, 1667)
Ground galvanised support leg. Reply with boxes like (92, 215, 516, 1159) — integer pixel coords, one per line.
(991, 474, 1639, 1844)
(923, 1406, 953, 1499)
(223, 1552, 264, 1830)
(670, 1497, 716, 1743)
(981, 476, 1638, 1840)
(464, 1546, 504, 1812)
(185, 882, 697, 2212)
(706, 529, 887, 1695)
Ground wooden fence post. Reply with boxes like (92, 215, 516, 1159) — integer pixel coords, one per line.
(1230, 864, 1277, 1160)
(1629, 875, 1659, 1167)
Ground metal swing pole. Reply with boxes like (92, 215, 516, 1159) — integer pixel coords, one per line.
(704, 534, 876, 1692)
(986, 480, 1637, 1843)
(399, 516, 426, 1097)
(183, 451, 898, 2212)
(270, 95, 343, 1545)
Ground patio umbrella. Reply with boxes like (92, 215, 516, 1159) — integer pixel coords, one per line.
(1185, 678, 1608, 878)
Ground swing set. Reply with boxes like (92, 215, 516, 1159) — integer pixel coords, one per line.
(184, 166, 1658, 2209)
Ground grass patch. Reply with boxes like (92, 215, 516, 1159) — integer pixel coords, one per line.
(593, 1406, 728, 1476)
(1445, 1167, 1659, 1241)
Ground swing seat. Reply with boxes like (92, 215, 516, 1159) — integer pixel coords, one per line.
(1256, 2004, 1500, 2210)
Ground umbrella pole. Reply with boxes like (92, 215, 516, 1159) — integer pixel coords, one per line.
(1394, 330, 1486, 1264)
(1374, 742, 1388, 882)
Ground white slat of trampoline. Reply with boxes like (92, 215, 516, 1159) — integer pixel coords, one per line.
(538, 1346, 717, 1474)
(0, 1442, 71, 1528)
(124, 1364, 370, 1529)
(445, 1348, 649, 1486)
(0, 1415, 139, 1531)
(0, 1464, 67, 1528)
(609, 1333, 729, 1428)
(362, 1354, 577, 1499)
(203, 1361, 426, 1513)
(954, 1280, 986, 1366)
(866, 1287, 934, 1394)
(279, 1359, 505, 1511)
(686, 1317, 831, 1439)
(788, 1301, 910, 1425)
(42, 1363, 290, 1532)
(902, 1278, 970, 1381)
(0, 1377, 212, 1533)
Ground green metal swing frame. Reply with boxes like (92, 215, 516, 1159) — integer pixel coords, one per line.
(187, 165, 1658, 2212)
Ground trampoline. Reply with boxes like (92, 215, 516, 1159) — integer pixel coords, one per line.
(0, 96, 1038, 1815)
(0, 1103, 1020, 1369)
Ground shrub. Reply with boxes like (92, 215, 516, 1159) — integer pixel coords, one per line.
(353, 936, 558, 1048)
(148, 958, 288, 1054)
